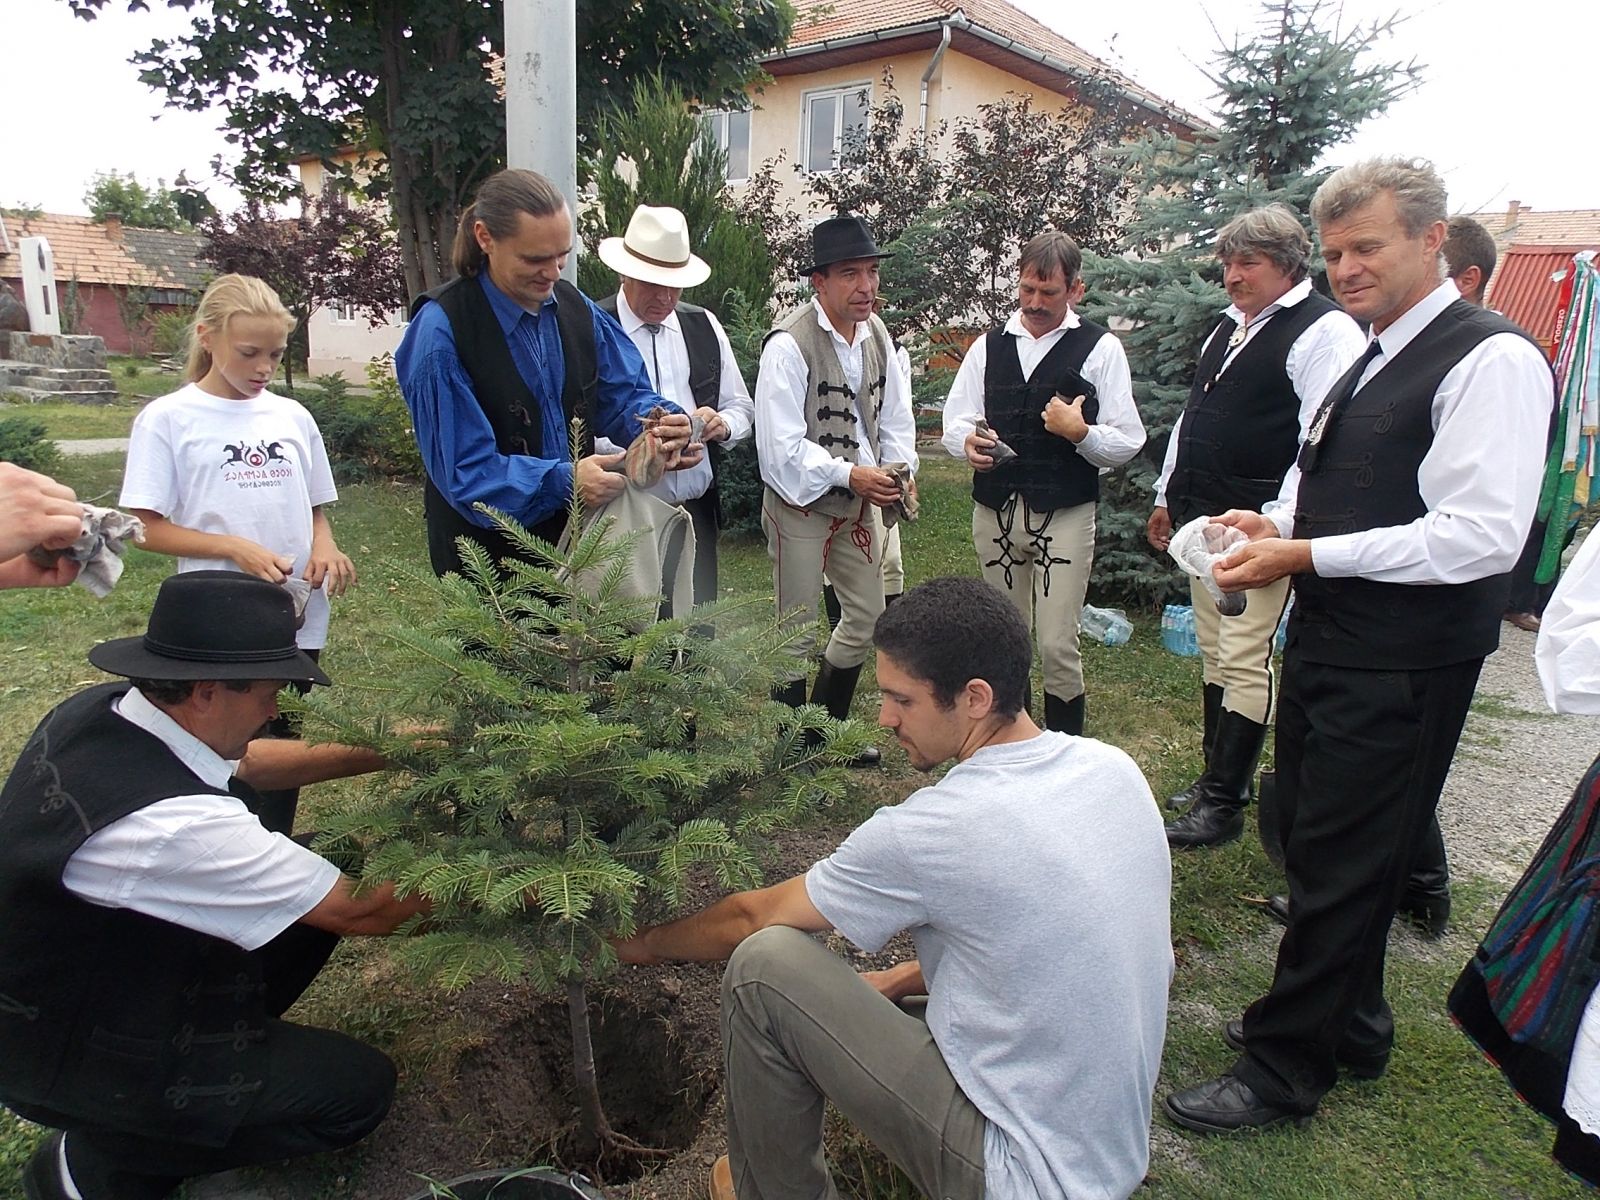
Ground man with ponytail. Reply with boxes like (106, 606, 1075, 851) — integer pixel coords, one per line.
(397, 168, 694, 575)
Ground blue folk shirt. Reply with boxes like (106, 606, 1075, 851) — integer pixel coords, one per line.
(396, 272, 675, 531)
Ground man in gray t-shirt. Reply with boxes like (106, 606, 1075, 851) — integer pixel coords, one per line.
(613, 577, 1172, 1200)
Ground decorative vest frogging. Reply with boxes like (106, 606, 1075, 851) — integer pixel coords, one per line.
(1167, 291, 1339, 526)
(972, 320, 1105, 514)
(1289, 300, 1542, 669)
(0, 684, 274, 1146)
(763, 302, 890, 519)
(410, 275, 599, 575)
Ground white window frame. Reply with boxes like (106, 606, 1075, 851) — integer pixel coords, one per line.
(331, 301, 359, 325)
(702, 108, 752, 183)
(799, 82, 872, 175)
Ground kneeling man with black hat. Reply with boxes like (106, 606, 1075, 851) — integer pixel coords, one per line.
(1, 572, 429, 1200)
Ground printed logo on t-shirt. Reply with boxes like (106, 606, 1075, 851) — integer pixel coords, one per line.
(220, 439, 296, 489)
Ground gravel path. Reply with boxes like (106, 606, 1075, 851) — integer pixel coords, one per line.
(1443, 620, 1600, 888)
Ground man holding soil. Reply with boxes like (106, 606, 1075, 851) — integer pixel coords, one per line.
(613, 576, 1173, 1200)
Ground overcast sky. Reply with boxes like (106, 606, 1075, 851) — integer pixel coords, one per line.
(6, 0, 1594, 219)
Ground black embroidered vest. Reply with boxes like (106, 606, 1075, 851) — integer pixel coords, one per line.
(0, 684, 274, 1145)
(1289, 301, 1541, 669)
(410, 275, 599, 575)
(972, 320, 1105, 513)
(1167, 292, 1339, 526)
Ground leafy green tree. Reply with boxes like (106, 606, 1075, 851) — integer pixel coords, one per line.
(201, 196, 407, 390)
(82, 170, 190, 230)
(576, 76, 775, 317)
(1080, 0, 1420, 605)
(294, 499, 860, 1161)
(65, 0, 795, 300)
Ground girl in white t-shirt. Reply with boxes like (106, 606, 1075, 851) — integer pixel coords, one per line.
(121, 274, 355, 652)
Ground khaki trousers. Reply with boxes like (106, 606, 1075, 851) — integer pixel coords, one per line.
(763, 488, 885, 672)
(1189, 574, 1291, 724)
(722, 927, 987, 1200)
(973, 497, 1095, 700)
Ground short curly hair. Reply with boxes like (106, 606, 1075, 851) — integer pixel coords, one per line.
(873, 577, 1031, 716)
(1215, 204, 1312, 282)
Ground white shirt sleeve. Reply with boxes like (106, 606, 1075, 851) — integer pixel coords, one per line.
(62, 794, 342, 952)
(1073, 332, 1146, 469)
(1152, 412, 1184, 508)
(1285, 310, 1368, 430)
(1308, 332, 1552, 583)
(1537, 528, 1600, 714)
(941, 336, 989, 459)
(708, 311, 755, 446)
(119, 398, 180, 514)
(875, 328, 919, 475)
(754, 331, 856, 507)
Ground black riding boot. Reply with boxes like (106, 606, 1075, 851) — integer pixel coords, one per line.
(1043, 692, 1085, 736)
(1168, 682, 1224, 810)
(823, 584, 842, 631)
(1399, 817, 1451, 938)
(811, 659, 881, 768)
(1166, 709, 1267, 849)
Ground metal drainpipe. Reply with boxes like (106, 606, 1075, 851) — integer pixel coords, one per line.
(919, 21, 953, 135)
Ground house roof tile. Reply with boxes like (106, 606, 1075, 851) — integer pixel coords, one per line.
(776, 0, 1209, 131)
(1469, 204, 1600, 250)
(0, 212, 206, 292)
(1487, 244, 1600, 351)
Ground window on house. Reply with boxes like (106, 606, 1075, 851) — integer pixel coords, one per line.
(332, 302, 358, 324)
(702, 109, 751, 182)
(801, 85, 870, 173)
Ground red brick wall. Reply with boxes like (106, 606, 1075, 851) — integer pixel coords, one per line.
(1, 275, 190, 356)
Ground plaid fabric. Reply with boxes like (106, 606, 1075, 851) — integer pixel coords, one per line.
(1478, 749, 1600, 1057)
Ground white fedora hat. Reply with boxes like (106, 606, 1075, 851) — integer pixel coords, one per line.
(598, 205, 712, 288)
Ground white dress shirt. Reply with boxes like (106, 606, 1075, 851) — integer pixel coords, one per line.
(60, 687, 341, 951)
(756, 299, 919, 509)
(1537, 527, 1600, 715)
(941, 308, 1145, 471)
(1152, 280, 1366, 506)
(594, 292, 755, 506)
(1265, 281, 1553, 583)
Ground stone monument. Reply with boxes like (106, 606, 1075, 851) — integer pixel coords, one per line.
(0, 236, 116, 403)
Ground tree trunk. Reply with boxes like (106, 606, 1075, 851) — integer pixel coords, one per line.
(566, 978, 606, 1161)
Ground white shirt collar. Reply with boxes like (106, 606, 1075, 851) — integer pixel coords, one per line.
(616, 290, 681, 336)
(810, 297, 866, 348)
(1003, 307, 1081, 341)
(1371, 279, 1461, 361)
(1223, 277, 1314, 325)
(114, 686, 238, 790)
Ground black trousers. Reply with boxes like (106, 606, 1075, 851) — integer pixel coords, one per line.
(682, 492, 720, 612)
(1234, 652, 1482, 1113)
(13, 925, 395, 1199)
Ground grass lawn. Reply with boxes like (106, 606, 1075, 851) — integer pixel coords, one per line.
(0, 451, 1587, 1198)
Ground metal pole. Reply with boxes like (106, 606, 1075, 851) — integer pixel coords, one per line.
(503, 0, 577, 281)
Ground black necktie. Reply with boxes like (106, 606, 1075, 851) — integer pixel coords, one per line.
(643, 323, 664, 389)
(1300, 339, 1383, 472)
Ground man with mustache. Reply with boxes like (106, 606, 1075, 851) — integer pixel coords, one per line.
(1150, 204, 1364, 849)
(0, 572, 429, 1199)
(942, 232, 1146, 735)
(757, 215, 918, 765)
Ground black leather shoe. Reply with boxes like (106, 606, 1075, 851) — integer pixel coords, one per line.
(1166, 798, 1245, 848)
(847, 745, 882, 769)
(1398, 886, 1450, 939)
(1164, 1074, 1308, 1134)
(1264, 893, 1291, 925)
(1222, 1019, 1389, 1080)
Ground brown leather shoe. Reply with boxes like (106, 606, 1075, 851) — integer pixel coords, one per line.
(1504, 611, 1541, 633)
(709, 1155, 735, 1200)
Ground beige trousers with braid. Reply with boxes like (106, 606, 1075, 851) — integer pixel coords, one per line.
(762, 488, 885, 674)
(1189, 573, 1291, 723)
(972, 496, 1095, 701)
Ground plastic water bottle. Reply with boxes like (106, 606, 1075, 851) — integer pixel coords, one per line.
(1080, 604, 1132, 646)
(1161, 604, 1202, 657)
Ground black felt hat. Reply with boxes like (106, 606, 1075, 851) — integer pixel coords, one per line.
(89, 571, 331, 685)
(801, 215, 890, 276)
